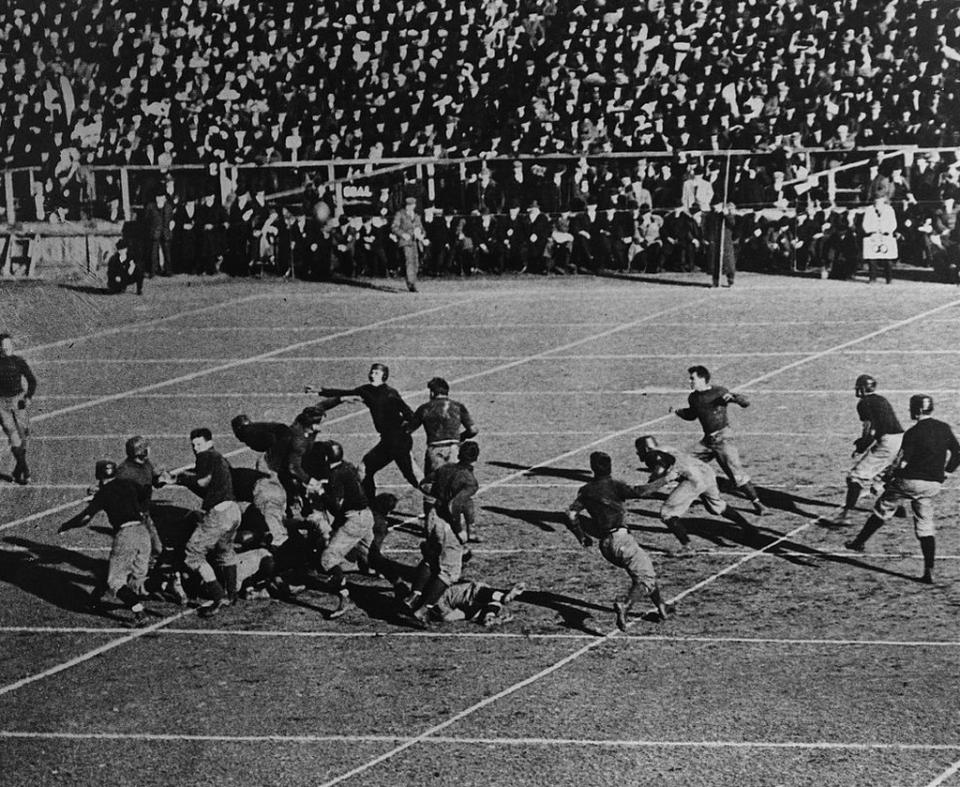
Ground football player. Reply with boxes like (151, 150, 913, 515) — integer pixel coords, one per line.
(406, 377, 479, 537)
(169, 428, 242, 618)
(431, 579, 526, 626)
(818, 374, 904, 528)
(844, 395, 960, 584)
(635, 435, 759, 556)
(307, 363, 422, 501)
(673, 365, 766, 515)
(403, 440, 480, 626)
(59, 460, 153, 627)
(0, 333, 37, 485)
(309, 441, 375, 619)
(116, 435, 168, 557)
(565, 451, 672, 632)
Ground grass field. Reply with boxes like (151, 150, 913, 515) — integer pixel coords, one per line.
(2, 272, 960, 786)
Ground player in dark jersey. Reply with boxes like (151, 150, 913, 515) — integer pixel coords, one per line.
(171, 428, 242, 617)
(308, 363, 421, 500)
(59, 460, 153, 626)
(116, 435, 168, 557)
(407, 377, 479, 537)
(0, 333, 37, 485)
(673, 365, 766, 515)
(402, 440, 481, 626)
(566, 451, 672, 631)
(818, 374, 905, 528)
(308, 441, 374, 619)
(844, 395, 960, 584)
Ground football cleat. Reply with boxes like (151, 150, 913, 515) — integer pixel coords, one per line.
(843, 539, 864, 553)
(502, 582, 526, 606)
(614, 601, 629, 632)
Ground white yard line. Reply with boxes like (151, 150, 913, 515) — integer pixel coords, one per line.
(20, 293, 273, 355)
(0, 297, 711, 532)
(317, 295, 960, 786)
(32, 388, 960, 401)
(29, 347, 960, 363)
(926, 759, 960, 787)
(25, 429, 854, 441)
(27, 298, 478, 425)
(0, 730, 956, 752)
(1, 627, 957, 649)
(0, 546, 954, 560)
(0, 608, 195, 699)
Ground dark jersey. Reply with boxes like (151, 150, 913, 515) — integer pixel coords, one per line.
(409, 396, 476, 444)
(238, 421, 289, 454)
(426, 462, 479, 524)
(898, 418, 960, 483)
(0, 354, 36, 399)
(569, 476, 645, 536)
(266, 425, 315, 485)
(320, 461, 368, 518)
(194, 449, 235, 510)
(116, 458, 159, 513)
(856, 394, 903, 438)
(81, 479, 149, 533)
(676, 386, 749, 434)
(319, 383, 414, 436)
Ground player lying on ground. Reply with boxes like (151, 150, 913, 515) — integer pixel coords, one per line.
(635, 435, 759, 557)
(565, 451, 672, 632)
(426, 579, 526, 627)
(674, 365, 766, 516)
(59, 460, 153, 627)
(843, 394, 960, 584)
(817, 374, 905, 528)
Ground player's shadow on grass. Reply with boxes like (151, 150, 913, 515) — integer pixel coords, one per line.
(328, 276, 401, 293)
(486, 460, 593, 483)
(519, 589, 610, 635)
(0, 536, 131, 621)
(481, 505, 567, 532)
(717, 479, 838, 518)
(595, 270, 714, 288)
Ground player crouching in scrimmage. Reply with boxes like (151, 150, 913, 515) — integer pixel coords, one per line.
(635, 436, 759, 557)
(844, 395, 960, 584)
(403, 440, 481, 626)
(59, 460, 152, 627)
(168, 428, 242, 617)
(565, 451, 671, 631)
(308, 441, 376, 619)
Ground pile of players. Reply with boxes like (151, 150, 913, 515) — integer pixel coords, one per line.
(60, 362, 959, 633)
(60, 365, 522, 629)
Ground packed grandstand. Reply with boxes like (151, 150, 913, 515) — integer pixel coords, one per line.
(1, 0, 959, 280)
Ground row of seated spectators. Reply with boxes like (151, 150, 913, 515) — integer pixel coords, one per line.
(119, 158, 960, 284)
(2, 0, 959, 174)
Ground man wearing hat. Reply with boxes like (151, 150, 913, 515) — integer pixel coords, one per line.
(143, 189, 174, 277)
(391, 196, 427, 291)
(105, 239, 144, 295)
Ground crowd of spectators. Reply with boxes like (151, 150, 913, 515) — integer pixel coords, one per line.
(3, 0, 959, 170)
(2, 0, 960, 279)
